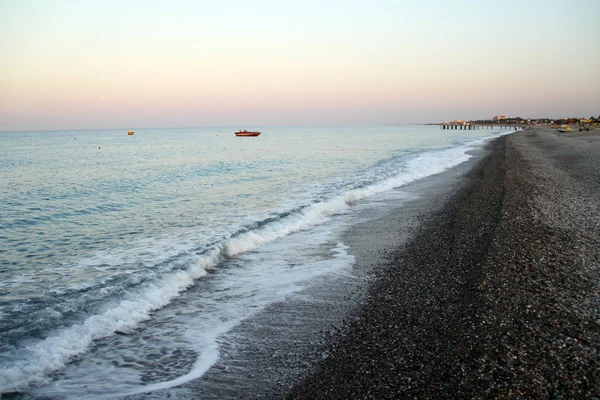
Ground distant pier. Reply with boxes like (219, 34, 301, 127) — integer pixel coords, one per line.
(440, 123, 524, 130)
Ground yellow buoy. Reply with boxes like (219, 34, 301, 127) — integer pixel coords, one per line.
(128, 131, 134, 135)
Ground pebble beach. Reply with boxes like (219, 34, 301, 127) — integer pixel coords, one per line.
(287, 127, 600, 399)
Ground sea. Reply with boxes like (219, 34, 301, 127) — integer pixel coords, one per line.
(0, 125, 511, 398)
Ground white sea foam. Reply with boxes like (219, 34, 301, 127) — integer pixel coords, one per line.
(125, 343, 220, 397)
(0, 133, 502, 395)
(123, 240, 355, 398)
(0, 254, 215, 393)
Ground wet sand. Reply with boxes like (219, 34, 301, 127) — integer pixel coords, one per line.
(288, 127, 600, 398)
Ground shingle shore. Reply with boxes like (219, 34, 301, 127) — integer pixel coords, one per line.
(288, 128, 600, 399)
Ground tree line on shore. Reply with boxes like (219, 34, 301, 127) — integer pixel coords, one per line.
(470, 116, 599, 125)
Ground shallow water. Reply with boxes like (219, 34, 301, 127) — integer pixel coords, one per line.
(0, 125, 510, 398)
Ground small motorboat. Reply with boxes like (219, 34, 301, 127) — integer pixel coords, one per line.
(556, 125, 571, 133)
(235, 130, 261, 137)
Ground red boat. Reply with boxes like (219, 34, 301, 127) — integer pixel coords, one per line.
(235, 130, 261, 137)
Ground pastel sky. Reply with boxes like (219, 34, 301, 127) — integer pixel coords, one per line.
(1, 0, 599, 131)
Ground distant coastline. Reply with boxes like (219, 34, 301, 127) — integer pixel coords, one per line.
(428, 114, 599, 127)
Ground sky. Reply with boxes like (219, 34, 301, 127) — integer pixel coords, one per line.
(1, 0, 599, 131)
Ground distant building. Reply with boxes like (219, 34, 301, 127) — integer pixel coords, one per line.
(493, 116, 508, 121)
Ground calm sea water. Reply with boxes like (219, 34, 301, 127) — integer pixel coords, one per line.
(0, 125, 510, 398)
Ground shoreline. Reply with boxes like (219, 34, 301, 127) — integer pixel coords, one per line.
(127, 127, 600, 399)
(288, 127, 600, 398)
(125, 130, 498, 399)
